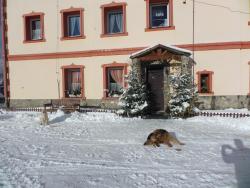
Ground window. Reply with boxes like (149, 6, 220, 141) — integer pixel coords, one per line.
(107, 10, 123, 34)
(107, 68, 124, 97)
(145, 0, 174, 31)
(150, 4, 168, 28)
(197, 70, 214, 94)
(30, 19, 41, 40)
(101, 2, 128, 37)
(102, 63, 128, 98)
(200, 74, 209, 93)
(68, 15, 80, 37)
(60, 8, 85, 40)
(23, 12, 45, 43)
(62, 65, 85, 99)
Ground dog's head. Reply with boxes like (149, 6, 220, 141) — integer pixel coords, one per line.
(143, 140, 153, 146)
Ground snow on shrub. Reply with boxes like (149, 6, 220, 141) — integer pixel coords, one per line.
(118, 64, 150, 117)
(168, 70, 197, 118)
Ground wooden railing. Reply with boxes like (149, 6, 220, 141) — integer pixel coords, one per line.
(196, 111, 250, 118)
(3, 108, 250, 119)
(7, 106, 117, 114)
(9, 107, 44, 112)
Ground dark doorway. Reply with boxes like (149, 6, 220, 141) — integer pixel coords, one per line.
(147, 66, 164, 112)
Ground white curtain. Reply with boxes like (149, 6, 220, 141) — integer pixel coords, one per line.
(110, 69, 123, 87)
(153, 8, 165, 17)
(108, 69, 123, 94)
(71, 71, 81, 92)
(67, 70, 81, 95)
(108, 12, 123, 33)
(69, 16, 80, 36)
(32, 20, 41, 40)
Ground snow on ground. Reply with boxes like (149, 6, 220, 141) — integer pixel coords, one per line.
(0, 110, 250, 188)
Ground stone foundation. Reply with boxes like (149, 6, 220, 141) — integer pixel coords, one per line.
(9, 99, 52, 108)
(198, 95, 250, 110)
(9, 99, 120, 109)
(8, 95, 250, 110)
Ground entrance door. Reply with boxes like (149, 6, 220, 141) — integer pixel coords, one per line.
(147, 67, 164, 112)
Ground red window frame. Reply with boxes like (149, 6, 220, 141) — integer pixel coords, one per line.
(61, 65, 85, 99)
(145, 0, 175, 32)
(102, 62, 128, 99)
(60, 7, 86, 40)
(100, 2, 128, 38)
(23, 12, 45, 43)
(197, 70, 214, 94)
(248, 61, 250, 96)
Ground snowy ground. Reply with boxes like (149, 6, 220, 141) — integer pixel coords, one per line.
(0, 110, 250, 188)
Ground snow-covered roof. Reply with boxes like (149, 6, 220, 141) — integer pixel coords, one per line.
(130, 43, 192, 59)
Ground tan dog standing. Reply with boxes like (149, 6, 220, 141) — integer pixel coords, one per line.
(40, 109, 49, 125)
(144, 129, 185, 149)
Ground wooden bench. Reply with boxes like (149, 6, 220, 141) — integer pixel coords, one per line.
(44, 99, 81, 113)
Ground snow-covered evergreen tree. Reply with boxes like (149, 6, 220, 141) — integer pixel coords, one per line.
(118, 64, 150, 117)
(168, 69, 197, 117)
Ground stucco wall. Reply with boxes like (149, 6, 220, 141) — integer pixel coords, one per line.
(194, 49, 250, 96)
(9, 55, 131, 99)
(7, 0, 250, 55)
(8, 48, 250, 100)
(6, 0, 250, 105)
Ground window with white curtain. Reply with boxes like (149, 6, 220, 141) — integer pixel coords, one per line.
(30, 19, 41, 40)
(68, 15, 80, 37)
(107, 68, 124, 97)
(150, 3, 169, 28)
(65, 69, 82, 97)
(200, 74, 210, 93)
(107, 11, 123, 34)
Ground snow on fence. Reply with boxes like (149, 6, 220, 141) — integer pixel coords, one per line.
(196, 111, 250, 118)
(7, 107, 117, 114)
(9, 107, 45, 112)
(2, 108, 250, 118)
(78, 108, 117, 113)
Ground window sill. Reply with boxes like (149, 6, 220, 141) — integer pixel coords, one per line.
(23, 39, 46, 43)
(145, 26, 175, 32)
(198, 92, 214, 96)
(61, 35, 86, 41)
(102, 97, 120, 100)
(63, 96, 86, 100)
(100, 32, 128, 38)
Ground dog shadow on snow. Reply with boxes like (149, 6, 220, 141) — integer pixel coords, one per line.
(221, 139, 250, 188)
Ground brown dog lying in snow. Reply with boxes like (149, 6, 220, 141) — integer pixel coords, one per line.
(144, 129, 185, 149)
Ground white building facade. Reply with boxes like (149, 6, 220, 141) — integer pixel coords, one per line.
(2, 0, 250, 109)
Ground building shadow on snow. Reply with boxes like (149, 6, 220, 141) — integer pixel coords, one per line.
(221, 139, 250, 188)
(0, 115, 13, 121)
(49, 114, 71, 125)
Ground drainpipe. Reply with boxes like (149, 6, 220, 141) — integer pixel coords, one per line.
(1, 0, 9, 107)
(192, 0, 195, 88)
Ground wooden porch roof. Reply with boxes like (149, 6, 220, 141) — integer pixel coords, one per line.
(130, 43, 192, 59)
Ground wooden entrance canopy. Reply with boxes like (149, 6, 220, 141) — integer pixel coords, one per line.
(130, 43, 192, 62)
